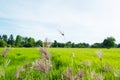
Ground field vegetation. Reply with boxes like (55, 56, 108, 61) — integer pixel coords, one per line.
(0, 48, 120, 80)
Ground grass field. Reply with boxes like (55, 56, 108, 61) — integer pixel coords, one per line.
(0, 48, 120, 80)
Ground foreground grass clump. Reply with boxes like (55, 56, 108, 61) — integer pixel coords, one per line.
(0, 48, 120, 80)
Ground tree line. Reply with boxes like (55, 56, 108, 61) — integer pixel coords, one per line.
(0, 34, 42, 47)
(0, 34, 119, 48)
(51, 37, 116, 49)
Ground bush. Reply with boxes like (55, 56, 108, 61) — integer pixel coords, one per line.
(0, 40, 7, 47)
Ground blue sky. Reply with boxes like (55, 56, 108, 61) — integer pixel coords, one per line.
(0, 0, 120, 44)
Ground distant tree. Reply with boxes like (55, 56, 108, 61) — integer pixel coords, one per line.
(78, 43, 89, 48)
(114, 44, 117, 48)
(117, 44, 120, 48)
(78, 43, 83, 48)
(15, 35, 22, 47)
(51, 40, 58, 47)
(66, 41, 72, 48)
(83, 43, 89, 48)
(8, 34, 14, 47)
(2, 34, 8, 42)
(22, 37, 28, 47)
(57, 42, 65, 48)
(71, 43, 76, 48)
(36, 40, 43, 47)
(102, 37, 116, 49)
(24, 37, 35, 47)
(91, 43, 103, 48)
(0, 40, 7, 47)
(75, 44, 79, 48)
(28, 37, 35, 47)
(0, 35, 2, 40)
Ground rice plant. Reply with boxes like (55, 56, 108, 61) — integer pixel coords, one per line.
(0, 48, 119, 80)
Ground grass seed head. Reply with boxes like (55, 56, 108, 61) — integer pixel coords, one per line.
(15, 66, 25, 78)
(43, 38, 52, 47)
(39, 47, 50, 60)
(91, 71, 104, 80)
(81, 60, 92, 67)
(96, 50, 103, 61)
(1, 47, 10, 57)
(62, 67, 73, 80)
(102, 64, 111, 72)
(76, 69, 86, 80)
(32, 59, 52, 73)
(24, 62, 31, 69)
(71, 52, 75, 58)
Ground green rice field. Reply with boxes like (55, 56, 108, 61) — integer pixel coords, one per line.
(0, 48, 120, 80)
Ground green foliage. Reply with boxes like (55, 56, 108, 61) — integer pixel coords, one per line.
(21, 37, 28, 47)
(66, 41, 72, 48)
(15, 35, 22, 47)
(24, 37, 35, 47)
(91, 43, 103, 48)
(117, 44, 120, 48)
(0, 40, 7, 47)
(36, 40, 43, 47)
(51, 41, 89, 48)
(78, 43, 89, 48)
(0, 34, 120, 48)
(51, 40, 58, 47)
(0, 35, 2, 40)
(0, 48, 120, 80)
(103, 37, 116, 49)
(71, 43, 76, 48)
(2, 34, 8, 42)
(8, 34, 15, 47)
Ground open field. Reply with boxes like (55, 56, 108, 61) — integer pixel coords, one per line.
(0, 48, 120, 80)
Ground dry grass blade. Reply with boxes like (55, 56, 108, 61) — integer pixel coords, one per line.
(1, 48, 10, 57)
(91, 71, 104, 80)
(24, 62, 31, 68)
(81, 60, 92, 67)
(71, 53, 75, 58)
(102, 64, 111, 72)
(32, 59, 52, 73)
(76, 70, 85, 80)
(32, 47, 52, 73)
(62, 67, 73, 80)
(96, 50, 103, 61)
(43, 38, 51, 47)
(15, 66, 25, 79)
(39, 47, 50, 60)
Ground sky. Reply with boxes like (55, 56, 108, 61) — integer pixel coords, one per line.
(0, 0, 120, 44)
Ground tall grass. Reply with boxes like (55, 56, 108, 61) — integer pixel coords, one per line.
(0, 48, 120, 80)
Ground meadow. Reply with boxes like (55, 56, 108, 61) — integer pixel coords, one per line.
(0, 48, 120, 80)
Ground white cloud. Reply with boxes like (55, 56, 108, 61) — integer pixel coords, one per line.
(0, 0, 120, 44)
